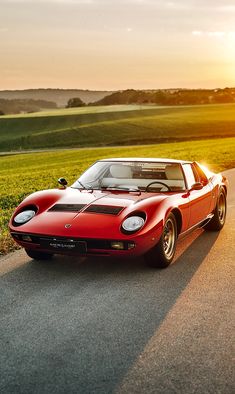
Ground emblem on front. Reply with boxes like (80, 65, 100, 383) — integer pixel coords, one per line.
(65, 224, 71, 228)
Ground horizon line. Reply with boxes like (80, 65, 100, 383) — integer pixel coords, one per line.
(1, 86, 235, 92)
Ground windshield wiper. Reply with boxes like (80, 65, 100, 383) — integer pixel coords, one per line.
(76, 180, 93, 192)
(101, 186, 141, 194)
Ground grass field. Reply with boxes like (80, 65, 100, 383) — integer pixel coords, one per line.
(1, 103, 235, 151)
(1, 136, 235, 255)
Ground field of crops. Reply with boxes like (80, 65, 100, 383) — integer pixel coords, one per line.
(1, 136, 235, 255)
(1, 103, 235, 151)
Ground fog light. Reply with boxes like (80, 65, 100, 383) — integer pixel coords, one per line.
(22, 235, 32, 242)
(127, 242, 136, 250)
(110, 241, 125, 250)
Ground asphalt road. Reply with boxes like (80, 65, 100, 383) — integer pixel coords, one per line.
(0, 169, 234, 394)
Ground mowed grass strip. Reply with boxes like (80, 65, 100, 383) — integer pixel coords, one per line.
(1, 104, 235, 150)
(1, 137, 235, 255)
(1, 104, 147, 119)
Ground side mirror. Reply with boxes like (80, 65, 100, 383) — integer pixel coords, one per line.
(190, 182, 203, 191)
(58, 177, 68, 189)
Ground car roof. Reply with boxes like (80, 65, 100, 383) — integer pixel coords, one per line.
(99, 158, 191, 164)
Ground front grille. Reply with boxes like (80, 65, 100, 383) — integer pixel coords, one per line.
(84, 205, 124, 215)
(11, 233, 129, 251)
(48, 204, 86, 212)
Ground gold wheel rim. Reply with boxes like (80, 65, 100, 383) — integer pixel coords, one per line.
(163, 218, 176, 259)
(218, 193, 226, 223)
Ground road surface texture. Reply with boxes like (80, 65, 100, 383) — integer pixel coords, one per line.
(0, 169, 234, 394)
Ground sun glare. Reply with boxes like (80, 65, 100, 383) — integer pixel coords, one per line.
(199, 164, 214, 178)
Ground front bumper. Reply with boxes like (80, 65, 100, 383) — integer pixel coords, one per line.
(10, 228, 162, 257)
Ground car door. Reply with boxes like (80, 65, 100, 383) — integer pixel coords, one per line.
(182, 163, 213, 228)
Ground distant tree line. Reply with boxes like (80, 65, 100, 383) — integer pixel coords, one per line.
(0, 99, 57, 115)
(66, 97, 85, 108)
(0, 89, 111, 107)
(2, 88, 235, 115)
(90, 88, 235, 106)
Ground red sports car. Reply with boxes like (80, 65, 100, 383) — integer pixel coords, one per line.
(9, 158, 228, 268)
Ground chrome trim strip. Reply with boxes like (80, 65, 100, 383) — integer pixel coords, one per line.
(179, 213, 214, 239)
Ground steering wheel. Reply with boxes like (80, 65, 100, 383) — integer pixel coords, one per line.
(145, 181, 171, 192)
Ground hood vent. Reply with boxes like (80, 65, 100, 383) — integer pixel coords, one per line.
(48, 204, 86, 212)
(84, 205, 124, 215)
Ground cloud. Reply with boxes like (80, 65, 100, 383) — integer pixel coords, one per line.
(0, 0, 197, 3)
(192, 31, 203, 36)
(1, 0, 95, 3)
(192, 30, 235, 38)
(218, 5, 235, 12)
(2, 0, 235, 8)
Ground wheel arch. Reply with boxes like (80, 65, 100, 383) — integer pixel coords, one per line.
(171, 208, 182, 237)
(221, 185, 227, 196)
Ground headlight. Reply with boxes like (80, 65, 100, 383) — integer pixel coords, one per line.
(14, 210, 36, 225)
(122, 216, 145, 233)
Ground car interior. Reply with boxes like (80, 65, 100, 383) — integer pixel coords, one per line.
(100, 163, 186, 191)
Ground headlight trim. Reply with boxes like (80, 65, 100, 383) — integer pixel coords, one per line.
(121, 215, 145, 234)
(13, 209, 36, 226)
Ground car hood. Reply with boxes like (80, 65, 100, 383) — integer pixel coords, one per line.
(11, 188, 167, 238)
(49, 187, 162, 208)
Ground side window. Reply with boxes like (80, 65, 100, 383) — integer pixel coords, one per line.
(183, 164, 197, 189)
(193, 163, 209, 185)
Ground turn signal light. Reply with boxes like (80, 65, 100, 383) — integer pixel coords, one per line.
(127, 242, 136, 250)
(110, 241, 125, 250)
(22, 235, 33, 242)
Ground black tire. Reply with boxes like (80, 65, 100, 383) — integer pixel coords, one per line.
(205, 188, 227, 231)
(145, 213, 177, 268)
(25, 249, 54, 261)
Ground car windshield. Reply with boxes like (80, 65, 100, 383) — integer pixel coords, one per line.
(72, 161, 186, 192)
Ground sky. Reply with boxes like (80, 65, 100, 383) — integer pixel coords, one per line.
(1, 0, 235, 90)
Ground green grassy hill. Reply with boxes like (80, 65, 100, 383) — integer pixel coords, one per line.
(1, 104, 235, 151)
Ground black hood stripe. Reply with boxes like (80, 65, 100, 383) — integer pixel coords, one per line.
(84, 205, 124, 215)
(48, 203, 124, 215)
(48, 204, 86, 212)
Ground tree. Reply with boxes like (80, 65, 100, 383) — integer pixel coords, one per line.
(66, 97, 85, 108)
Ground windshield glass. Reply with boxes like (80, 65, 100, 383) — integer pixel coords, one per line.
(72, 161, 186, 192)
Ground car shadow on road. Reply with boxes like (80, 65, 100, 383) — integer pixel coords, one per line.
(24, 228, 219, 284)
(0, 229, 220, 394)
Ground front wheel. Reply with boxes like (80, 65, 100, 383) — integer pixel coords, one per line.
(205, 188, 227, 231)
(25, 249, 54, 261)
(145, 213, 177, 268)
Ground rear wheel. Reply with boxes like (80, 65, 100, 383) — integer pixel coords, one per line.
(205, 189, 227, 231)
(145, 213, 177, 268)
(25, 249, 54, 261)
